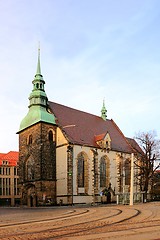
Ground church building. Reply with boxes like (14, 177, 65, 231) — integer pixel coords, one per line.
(17, 50, 141, 206)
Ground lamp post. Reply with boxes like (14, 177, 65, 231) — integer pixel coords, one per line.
(130, 153, 134, 205)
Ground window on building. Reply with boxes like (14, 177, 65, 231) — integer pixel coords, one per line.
(6, 167, 10, 175)
(3, 178, 5, 195)
(48, 130, 55, 142)
(6, 178, 10, 195)
(0, 178, 2, 195)
(125, 159, 131, 185)
(2, 161, 8, 165)
(48, 130, 53, 141)
(2, 167, 6, 175)
(100, 156, 110, 188)
(14, 178, 18, 195)
(100, 157, 106, 187)
(14, 167, 17, 176)
(28, 135, 33, 145)
(77, 153, 85, 188)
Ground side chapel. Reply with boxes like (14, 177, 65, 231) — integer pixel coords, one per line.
(17, 50, 141, 206)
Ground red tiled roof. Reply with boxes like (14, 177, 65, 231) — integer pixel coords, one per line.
(95, 133, 106, 142)
(49, 101, 133, 153)
(0, 153, 5, 158)
(0, 151, 19, 166)
(126, 137, 144, 155)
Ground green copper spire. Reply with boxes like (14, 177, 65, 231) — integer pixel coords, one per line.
(18, 48, 56, 132)
(101, 99, 107, 120)
(36, 46, 41, 75)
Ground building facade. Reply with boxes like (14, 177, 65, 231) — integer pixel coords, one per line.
(18, 50, 142, 206)
(0, 151, 20, 206)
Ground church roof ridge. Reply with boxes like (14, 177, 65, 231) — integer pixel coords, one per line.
(49, 101, 133, 153)
(49, 101, 111, 121)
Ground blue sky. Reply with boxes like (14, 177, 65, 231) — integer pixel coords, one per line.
(0, 0, 160, 152)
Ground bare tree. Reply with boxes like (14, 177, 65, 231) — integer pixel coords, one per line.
(134, 131, 160, 201)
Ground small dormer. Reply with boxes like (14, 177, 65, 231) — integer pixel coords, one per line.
(95, 132, 111, 152)
(2, 160, 8, 165)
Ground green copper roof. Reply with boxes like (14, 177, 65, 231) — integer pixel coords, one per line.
(101, 99, 107, 120)
(19, 106, 55, 131)
(18, 48, 56, 132)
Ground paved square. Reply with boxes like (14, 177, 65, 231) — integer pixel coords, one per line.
(0, 202, 160, 239)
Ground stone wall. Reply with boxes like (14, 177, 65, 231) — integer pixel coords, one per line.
(18, 122, 57, 206)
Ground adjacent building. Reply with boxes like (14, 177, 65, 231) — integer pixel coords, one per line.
(17, 50, 142, 206)
(0, 151, 20, 206)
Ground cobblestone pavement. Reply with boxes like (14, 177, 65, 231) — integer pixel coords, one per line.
(0, 202, 160, 240)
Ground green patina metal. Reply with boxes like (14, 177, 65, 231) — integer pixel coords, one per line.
(19, 48, 56, 132)
(101, 99, 107, 120)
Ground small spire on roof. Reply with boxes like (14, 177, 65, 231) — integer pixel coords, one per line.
(101, 98, 107, 120)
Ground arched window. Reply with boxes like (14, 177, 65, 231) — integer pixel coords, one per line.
(26, 158, 35, 180)
(100, 157, 106, 187)
(100, 156, 110, 188)
(28, 135, 32, 145)
(48, 130, 53, 141)
(125, 159, 131, 185)
(48, 130, 55, 142)
(77, 153, 85, 187)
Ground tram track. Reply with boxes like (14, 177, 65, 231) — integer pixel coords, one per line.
(0, 206, 121, 229)
(1, 203, 160, 240)
(38, 208, 141, 239)
(0, 207, 141, 240)
(0, 209, 82, 228)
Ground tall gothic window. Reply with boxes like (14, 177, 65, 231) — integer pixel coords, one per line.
(125, 159, 131, 185)
(77, 153, 85, 187)
(100, 157, 106, 187)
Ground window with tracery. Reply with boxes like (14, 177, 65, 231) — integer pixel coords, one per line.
(77, 153, 85, 187)
(100, 157, 106, 187)
(125, 159, 131, 185)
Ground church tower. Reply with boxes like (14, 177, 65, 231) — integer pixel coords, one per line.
(17, 49, 57, 206)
